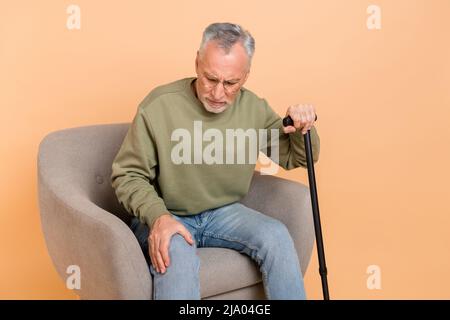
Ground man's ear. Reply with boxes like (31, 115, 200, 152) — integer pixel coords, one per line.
(195, 51, 199, 73)
(242, 69, 250, 84)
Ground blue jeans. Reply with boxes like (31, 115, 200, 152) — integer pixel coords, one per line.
(130, 201, 306, 300)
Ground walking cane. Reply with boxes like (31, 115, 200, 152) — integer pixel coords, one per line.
(282, 114, 330, 300)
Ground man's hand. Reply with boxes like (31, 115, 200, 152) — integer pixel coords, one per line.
(282, 104, 317, 135)
(148, 214, 194, 274)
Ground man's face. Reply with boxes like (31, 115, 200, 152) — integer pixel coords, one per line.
(194, 40, 250, 113)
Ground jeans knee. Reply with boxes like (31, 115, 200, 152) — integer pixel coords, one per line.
(168, 234, 199, 271)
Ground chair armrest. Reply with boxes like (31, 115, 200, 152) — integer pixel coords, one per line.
(38, 171, 151, 299)
(240, 171, 315, 275)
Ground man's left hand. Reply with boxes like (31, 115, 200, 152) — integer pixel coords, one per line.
(282, 104, 317, 135)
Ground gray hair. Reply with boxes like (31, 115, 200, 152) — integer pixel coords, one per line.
(199, 22, 255, 66)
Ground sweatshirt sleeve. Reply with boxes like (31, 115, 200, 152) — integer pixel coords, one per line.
(111, 106, 168, 228)
(262, 99, 320, 170)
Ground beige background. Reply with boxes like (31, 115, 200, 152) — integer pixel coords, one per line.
(1, 0, 449, 299)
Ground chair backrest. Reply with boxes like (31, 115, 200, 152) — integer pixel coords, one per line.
(38, 123, 132, 224)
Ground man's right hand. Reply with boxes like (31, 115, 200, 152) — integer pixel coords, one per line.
(148, 214, 194, 274)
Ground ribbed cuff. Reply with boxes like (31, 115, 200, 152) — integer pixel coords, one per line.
(141, 202, 169, 229)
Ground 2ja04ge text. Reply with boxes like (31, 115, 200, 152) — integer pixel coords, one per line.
(179, 304, 271, 317)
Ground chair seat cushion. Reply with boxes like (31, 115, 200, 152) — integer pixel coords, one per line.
(198, 247, 262, 298)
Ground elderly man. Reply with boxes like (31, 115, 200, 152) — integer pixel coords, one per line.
(111, 22, 320, 300)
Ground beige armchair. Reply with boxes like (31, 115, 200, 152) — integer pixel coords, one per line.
(37, 123, 315, 299)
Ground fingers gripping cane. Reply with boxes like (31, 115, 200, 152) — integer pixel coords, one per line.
(282, 114, 330, 300)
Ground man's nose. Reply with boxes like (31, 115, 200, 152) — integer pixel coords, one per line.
(212, 82, 225, 100)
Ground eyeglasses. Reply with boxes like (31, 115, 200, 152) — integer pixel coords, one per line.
(199, 73, 244, 94)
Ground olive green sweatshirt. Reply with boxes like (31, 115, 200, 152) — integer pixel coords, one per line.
(111, 77, 320, 228)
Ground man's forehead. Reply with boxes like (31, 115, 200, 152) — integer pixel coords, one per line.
(199, 42, 249, 79)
